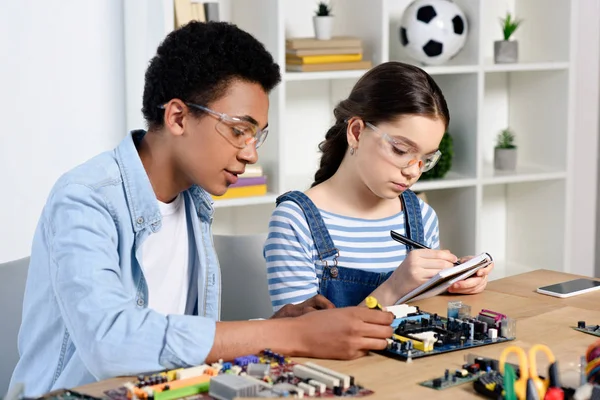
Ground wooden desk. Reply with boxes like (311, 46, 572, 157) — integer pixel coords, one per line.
(76, 270, 600, 400)
(486, 269, 600, 312)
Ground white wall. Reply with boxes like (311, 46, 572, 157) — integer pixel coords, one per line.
(0, 0, 126, 263)
(573, 0, 600, 278)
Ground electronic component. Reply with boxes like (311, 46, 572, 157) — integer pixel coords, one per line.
(386, 304, 418, 319)
(304, 361, 352, 389)
(573, 321, 600, 337)
(38, 390, 102, 400)
(473, 370, 505, 399)
(209, 375, 259, 400)
(379, 303, 516, 361)
(247, 363, 270, 378)
(419, 368, 482, 390)
(271, 383, 304, 398)
(447, 301, 462, 319)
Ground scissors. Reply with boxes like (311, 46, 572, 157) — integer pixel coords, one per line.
(499, 344, 563, 400)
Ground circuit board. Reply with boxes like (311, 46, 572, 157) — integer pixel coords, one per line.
(378, 303, 516, 361)
(573, 321, 600, 337)
(103, 350, 374, 399)
(38, 390, 102, 400)
(419, 369, 483, 390)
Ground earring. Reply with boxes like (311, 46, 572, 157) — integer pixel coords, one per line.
(350, 147, 355, 155)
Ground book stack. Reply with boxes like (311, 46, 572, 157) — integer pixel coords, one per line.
(174, 0, 220, 27)
(212, 165, 267, 201)
(285, 36, 372, 73)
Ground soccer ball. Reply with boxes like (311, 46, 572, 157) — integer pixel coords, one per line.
(399, 0, 468, 66)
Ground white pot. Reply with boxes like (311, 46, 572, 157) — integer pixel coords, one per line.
(313, 16, 334, 40)
(494, 148, 517, 170)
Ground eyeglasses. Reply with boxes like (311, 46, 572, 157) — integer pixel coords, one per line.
(158, 102, 268, 149)
(365, 122, 442, 173)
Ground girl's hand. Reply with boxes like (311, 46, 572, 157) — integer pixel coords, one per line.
(447, 256, 495, 294)
(387, 249, 459, 300)
(271, 294, 335, 318)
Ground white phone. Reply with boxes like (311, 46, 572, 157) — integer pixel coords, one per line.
(536, 278, 600, 298)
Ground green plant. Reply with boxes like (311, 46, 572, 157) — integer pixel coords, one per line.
(499, 12, 523, 41)
(420, 132, 453, 180)
(315, 1, 332, 16)
(496, 128, 516, 149)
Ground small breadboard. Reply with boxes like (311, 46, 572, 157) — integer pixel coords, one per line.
(419, 369, 482, 390)
(573, 322, 600, 337)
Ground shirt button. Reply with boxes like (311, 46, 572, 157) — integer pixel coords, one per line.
(137, 217, 144, 225)
(137, 298, 145, 307)
(330, 266, 338, 278)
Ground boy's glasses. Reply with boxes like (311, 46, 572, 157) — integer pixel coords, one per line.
(365, 122, 442, 173)
(158, 102, 268, 149)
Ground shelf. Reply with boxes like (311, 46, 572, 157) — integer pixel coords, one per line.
(283, 69, 370, 82)
(412, 171, 477, 192)
(481, 164, 566, 185)
(483, 61, 570, 73)
(421, 64, 479, 75)
(212, 193, 279, 208)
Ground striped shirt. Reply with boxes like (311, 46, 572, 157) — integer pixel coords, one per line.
(264, 199, 440, 311)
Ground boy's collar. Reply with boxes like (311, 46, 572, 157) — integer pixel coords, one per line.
(116, 130, 214, 233)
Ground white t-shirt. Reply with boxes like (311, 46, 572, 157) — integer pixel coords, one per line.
(140, 193, 190, 315)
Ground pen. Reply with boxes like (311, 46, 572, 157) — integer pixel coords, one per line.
(390, 231, 461, 265)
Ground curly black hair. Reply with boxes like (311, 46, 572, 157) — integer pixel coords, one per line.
(142, 21, 281, 129)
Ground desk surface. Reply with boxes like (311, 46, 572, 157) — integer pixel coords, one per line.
(76, 269, 600, 400)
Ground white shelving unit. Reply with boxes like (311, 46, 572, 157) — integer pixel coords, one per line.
(124, 0, 580, 280)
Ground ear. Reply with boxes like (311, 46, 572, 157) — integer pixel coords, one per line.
(346, 117, 364, 149)
(162, 99, 188, 137)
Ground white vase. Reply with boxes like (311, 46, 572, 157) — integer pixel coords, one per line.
(313, 16, 334, 40)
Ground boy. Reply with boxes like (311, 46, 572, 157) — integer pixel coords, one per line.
(9, 21, 393, 397)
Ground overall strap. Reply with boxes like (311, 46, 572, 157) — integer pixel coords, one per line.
(276, 191, 339, 261)
(400, 190, 425, 248)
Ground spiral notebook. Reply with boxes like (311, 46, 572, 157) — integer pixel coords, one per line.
(395, 252, 493, 305)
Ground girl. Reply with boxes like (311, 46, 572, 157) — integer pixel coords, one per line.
(264, 61, 493, 311)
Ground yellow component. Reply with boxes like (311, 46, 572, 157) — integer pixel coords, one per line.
(365, 296, 382, 310)
(259, 357, 265, 363)
(392, 334, 432, 352)
(166, 369, 182, 381)
(485, 382, 496, 390)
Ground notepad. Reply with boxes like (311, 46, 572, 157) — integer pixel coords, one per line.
(395, 252, 493, 305)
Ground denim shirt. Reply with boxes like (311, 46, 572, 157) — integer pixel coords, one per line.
(10, 130, 221, 397)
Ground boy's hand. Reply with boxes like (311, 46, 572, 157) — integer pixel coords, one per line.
(291, 307, 394, 360)
(271, 294, 335, 318)
(448, 256, 494, 294)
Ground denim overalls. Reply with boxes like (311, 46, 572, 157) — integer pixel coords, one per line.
(275, 190, 425, 307)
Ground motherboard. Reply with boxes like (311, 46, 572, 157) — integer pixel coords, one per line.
(378, 301, 516, 361)
(99, 350, 373, 400)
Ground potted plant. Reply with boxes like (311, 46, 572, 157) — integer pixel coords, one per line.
(313, 1, 333, 40)
(494, 128, 517, 170)
(494, 12, 523, 64)
(420, 132, 453, 180)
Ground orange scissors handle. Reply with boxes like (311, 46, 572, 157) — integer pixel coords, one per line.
(500, 345, 530, 400)
(529, 344, 556, 399)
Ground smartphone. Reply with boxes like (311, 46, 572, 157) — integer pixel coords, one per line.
(536, 278, 600, 298)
